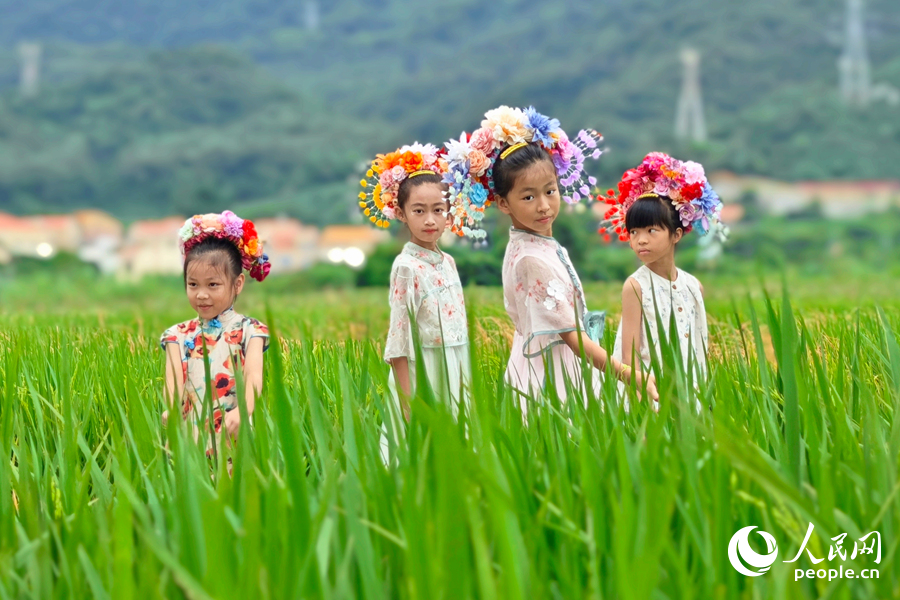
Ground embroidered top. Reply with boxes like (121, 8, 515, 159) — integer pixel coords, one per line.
(503, 228, 588, 358)
(613, 265, 708, 378)
(160, 307, 269, 422)
(384, 242, 468, 362)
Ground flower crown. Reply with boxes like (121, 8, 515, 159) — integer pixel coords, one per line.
(357, 143, 449, 227)
(443, 105, 604, 239)
(178, 210, 271, 282)
(598, 152, 726, 243)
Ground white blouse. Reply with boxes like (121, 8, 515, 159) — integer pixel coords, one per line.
(383, 242, 468, 361)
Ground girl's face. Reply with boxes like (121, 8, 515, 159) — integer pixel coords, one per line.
(398, 182, 449, 250)
(186, 259, 244, 321)
(497, 159, 559, 236)
(628, 224, 683, 266)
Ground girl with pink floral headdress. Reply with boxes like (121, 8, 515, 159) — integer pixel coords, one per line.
(599, 153, 727, 410)
(444, 106, 658, 414)
(358, 143, 470, 461)
(160, 210, 270, 454)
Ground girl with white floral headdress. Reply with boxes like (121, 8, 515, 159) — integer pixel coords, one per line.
(444, 106, 658, 414)
(357, 143, 470, 461)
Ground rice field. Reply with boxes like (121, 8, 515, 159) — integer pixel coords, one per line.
(0, 275, 899, 599)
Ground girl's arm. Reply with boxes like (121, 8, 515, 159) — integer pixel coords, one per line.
(242, 337, 265, 415)
(558, 330, 659, 404)
(389, 357, 412, 422)
(163, 344, 184, 424)
(225, 336, 265, 439)
(619, 277, 643, 369)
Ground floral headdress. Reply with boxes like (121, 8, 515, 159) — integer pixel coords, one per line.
(357, 142, 449, 227)
(443, 105, 604, 239)
(178, 210, 271, 282)
(598, 152, 726, 243)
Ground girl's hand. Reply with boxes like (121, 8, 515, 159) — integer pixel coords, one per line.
(224, 410, 241, 439)
(632, 370, 660, 409)
(401, 400, 411, 423)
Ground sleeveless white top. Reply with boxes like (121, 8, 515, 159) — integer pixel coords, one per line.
(613, 265, 708, 381)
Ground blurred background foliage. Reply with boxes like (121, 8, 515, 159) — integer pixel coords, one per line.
(0, 0, 898, 221)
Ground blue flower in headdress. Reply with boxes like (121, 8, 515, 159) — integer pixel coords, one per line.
(696, 183, 720, 215)
(525, 106, 562, 149)
(469, 183, 488, 207)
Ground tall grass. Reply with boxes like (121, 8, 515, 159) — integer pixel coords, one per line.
(0, 286, 898, 599)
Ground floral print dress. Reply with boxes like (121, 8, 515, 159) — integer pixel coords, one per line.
(502, 228, 603, 411)
(160, 307, 269, 447)
(380, 242, 470, 462)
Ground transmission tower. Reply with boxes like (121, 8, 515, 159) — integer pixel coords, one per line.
(675, 48, 706, 143)
(838, 0, 871, 106)
(17, 42, 42, 98)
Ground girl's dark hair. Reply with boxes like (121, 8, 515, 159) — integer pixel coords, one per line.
(492, 143, 554, 199)
(183, 237, 243, 283)
(397, 173, 446, 210)
(624, 195, 682, 235)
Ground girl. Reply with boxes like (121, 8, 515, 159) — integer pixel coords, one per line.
(443, 106, 657, 411)
(600, 152, 726, 401)
(357, 144, 470, 447)
(160, 211, 271, 452)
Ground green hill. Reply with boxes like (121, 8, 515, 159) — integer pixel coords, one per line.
(0, 0, 897, 220)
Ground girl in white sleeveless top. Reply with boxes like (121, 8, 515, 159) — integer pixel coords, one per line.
(601, 153, 726, 409)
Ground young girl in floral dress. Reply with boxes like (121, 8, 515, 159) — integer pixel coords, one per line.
(444, 106, 657, 414)
(160, 211, 271, 453)
(357, 144, 469, 459)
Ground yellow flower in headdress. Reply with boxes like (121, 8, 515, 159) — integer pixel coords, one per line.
(372, 184, 384, 210)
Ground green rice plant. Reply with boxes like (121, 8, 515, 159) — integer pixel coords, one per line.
(0, 283, 897, 599)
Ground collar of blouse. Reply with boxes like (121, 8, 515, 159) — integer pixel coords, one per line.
(404, 241, 445, 266)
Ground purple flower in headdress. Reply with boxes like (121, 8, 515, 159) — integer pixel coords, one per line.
(220, 210, 244, 238)
(525, 106, 562, 149)
(552, 152, 571, 175)
(678, 202, 699, 227)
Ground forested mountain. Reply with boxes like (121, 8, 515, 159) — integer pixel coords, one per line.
(0, 0, 897, 220)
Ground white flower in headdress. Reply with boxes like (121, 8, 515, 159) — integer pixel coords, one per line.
(444, 132, 472, 170)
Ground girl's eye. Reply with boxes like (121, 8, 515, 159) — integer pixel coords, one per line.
(547, 189, 557, 196)
(523, 195, 534, 201)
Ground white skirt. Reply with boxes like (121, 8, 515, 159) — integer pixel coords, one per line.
(380, 344, 471, 465)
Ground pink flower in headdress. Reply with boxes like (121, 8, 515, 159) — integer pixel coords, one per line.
(682, 161, 706, 185)
(220, 210, 244, 238)
(469, 127, 495, 154)
(199, 214, 221, 232)
(468, 150, 490, 177)
(556, 132, 575, 161)
(391, 165, 406, 181)
(382, 205, 397, 220)
(653, 178, 672, 196)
